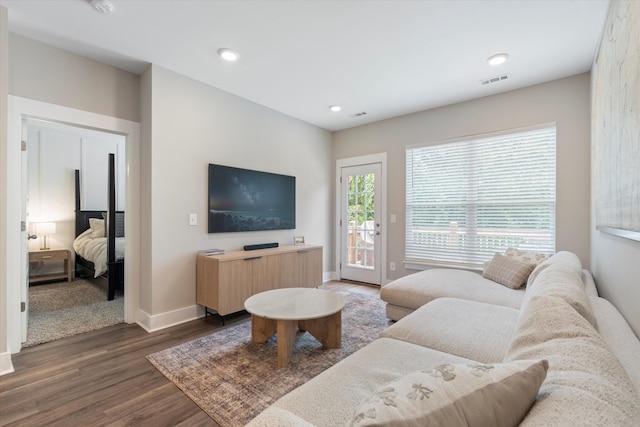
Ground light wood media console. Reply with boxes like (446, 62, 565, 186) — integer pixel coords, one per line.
(196, 244, 323, 317)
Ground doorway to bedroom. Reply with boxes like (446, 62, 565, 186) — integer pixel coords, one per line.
(22, 118, 126, 347)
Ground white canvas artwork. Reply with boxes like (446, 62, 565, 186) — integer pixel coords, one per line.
(592, 0, 640, 238)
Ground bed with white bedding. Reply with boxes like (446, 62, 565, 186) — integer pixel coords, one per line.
(74, 153, 124, 301)
(73, 223, 125, 278)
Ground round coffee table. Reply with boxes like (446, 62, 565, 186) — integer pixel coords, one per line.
(244, 288, 345, 367)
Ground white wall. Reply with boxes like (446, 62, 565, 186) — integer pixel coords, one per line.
(9, 34, 139, 122)
(334, 73, 592, 281)
(140, 65, 333, 321)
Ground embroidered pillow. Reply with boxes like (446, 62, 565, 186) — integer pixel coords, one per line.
(349, 359, 548, 427)
(504, 248, 551, 265)
(483, 253, 535, 289)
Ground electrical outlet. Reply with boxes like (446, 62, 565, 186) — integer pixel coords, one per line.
(189, 213, 197, 226)
(390, 262, 396, 271)
(390, 214, 396, 223)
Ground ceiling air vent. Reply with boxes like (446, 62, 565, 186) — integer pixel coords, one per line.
(480, 73, 510, 85)
(351, 112, 367, 118)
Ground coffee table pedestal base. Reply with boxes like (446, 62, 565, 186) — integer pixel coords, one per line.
(251, 311, 342, 367)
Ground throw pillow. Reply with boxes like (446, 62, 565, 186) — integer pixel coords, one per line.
(89, 218, 105, 239)
(483, 253, 535, 289)
(348, 359, 548, 427)
(504, 248, 551, 265)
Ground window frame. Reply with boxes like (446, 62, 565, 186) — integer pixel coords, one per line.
(405, 123, 557, 269)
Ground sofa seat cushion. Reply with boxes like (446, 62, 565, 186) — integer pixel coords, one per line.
(384, 303, 416, 321)
(380, 298, 519, 363)
(348, 359, 548, 427)
(507, 295, 640, 426)
(380, 269, 525, 318)
(589, 296, 640, 395)
(246, 406, 316, 427)
(247, 338, 476, 427)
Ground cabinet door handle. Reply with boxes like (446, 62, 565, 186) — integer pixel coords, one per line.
(297, 249, 310, 254)
(244, 256, 262, 261)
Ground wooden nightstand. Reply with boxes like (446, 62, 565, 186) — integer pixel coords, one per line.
(29, 249, 72, 285)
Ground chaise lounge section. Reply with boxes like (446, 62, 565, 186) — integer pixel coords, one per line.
(248, 251, 640, 426)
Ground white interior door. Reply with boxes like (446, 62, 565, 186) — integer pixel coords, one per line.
(340, 163, 382, 285)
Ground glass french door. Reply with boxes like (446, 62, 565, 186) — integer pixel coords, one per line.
(340, 163, 382, 285)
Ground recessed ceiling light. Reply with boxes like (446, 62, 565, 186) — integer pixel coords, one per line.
(329, 105, 341, 112)
(487, 53, 509, 66)
(90, 0, 114, 14)
(218, 48, 239, 62)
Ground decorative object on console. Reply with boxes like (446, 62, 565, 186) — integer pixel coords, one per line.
(34, 222, 56, 250)
(198, 249, 225, 256)
(293, 236, 305, 245)
(208, 164, 296, 233)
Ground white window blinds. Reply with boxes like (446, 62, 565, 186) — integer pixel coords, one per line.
(406, 125, 556, 267)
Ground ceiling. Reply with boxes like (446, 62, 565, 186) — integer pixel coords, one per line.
(0, 0, 610, 131)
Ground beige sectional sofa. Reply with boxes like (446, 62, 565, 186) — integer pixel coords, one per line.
(248, 251, 640, 426)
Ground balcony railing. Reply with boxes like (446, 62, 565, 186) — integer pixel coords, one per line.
(407, 223, 553, 263)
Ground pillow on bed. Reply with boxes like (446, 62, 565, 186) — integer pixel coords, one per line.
(89, 218, 106, 239)
(101, 212, 125, 238)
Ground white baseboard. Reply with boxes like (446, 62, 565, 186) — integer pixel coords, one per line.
(0, 351, 15, 376)
(323, 271, 337, 282)
(136, 305, 201, 333)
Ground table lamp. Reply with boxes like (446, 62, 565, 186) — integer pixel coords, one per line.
(34, 222, 56, 250)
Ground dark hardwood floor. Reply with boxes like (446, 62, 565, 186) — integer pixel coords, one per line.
(0, 281, 379, 426)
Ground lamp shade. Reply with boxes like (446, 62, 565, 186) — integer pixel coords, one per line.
(34, 222, 56, 236)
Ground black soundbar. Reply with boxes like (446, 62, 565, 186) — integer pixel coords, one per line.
(244, 242, 279, 251)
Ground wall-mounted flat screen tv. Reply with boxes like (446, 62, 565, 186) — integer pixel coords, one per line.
(208, 164, 296, 233)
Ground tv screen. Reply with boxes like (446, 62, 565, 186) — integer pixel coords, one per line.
(208, 164, 296, 233)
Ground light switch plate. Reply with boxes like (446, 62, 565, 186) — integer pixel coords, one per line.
(390, 214, 396, 223)
(189, 213, 197, 226)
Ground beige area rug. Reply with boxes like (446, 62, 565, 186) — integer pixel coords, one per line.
(25, 278, 124, 347)
(147, 291, 390, 426)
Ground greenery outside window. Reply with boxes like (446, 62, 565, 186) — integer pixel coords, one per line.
(405, 124, 556, 268)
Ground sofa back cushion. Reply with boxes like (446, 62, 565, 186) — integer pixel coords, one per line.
(526, 250, 582, 288)
(506, 295, 640, 425)
(589, 296, 640, 396)
(523, 263, 596, 328)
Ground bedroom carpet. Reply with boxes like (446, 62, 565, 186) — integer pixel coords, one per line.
(24, 278, 124, 347)
(146, 290, 390, 427)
